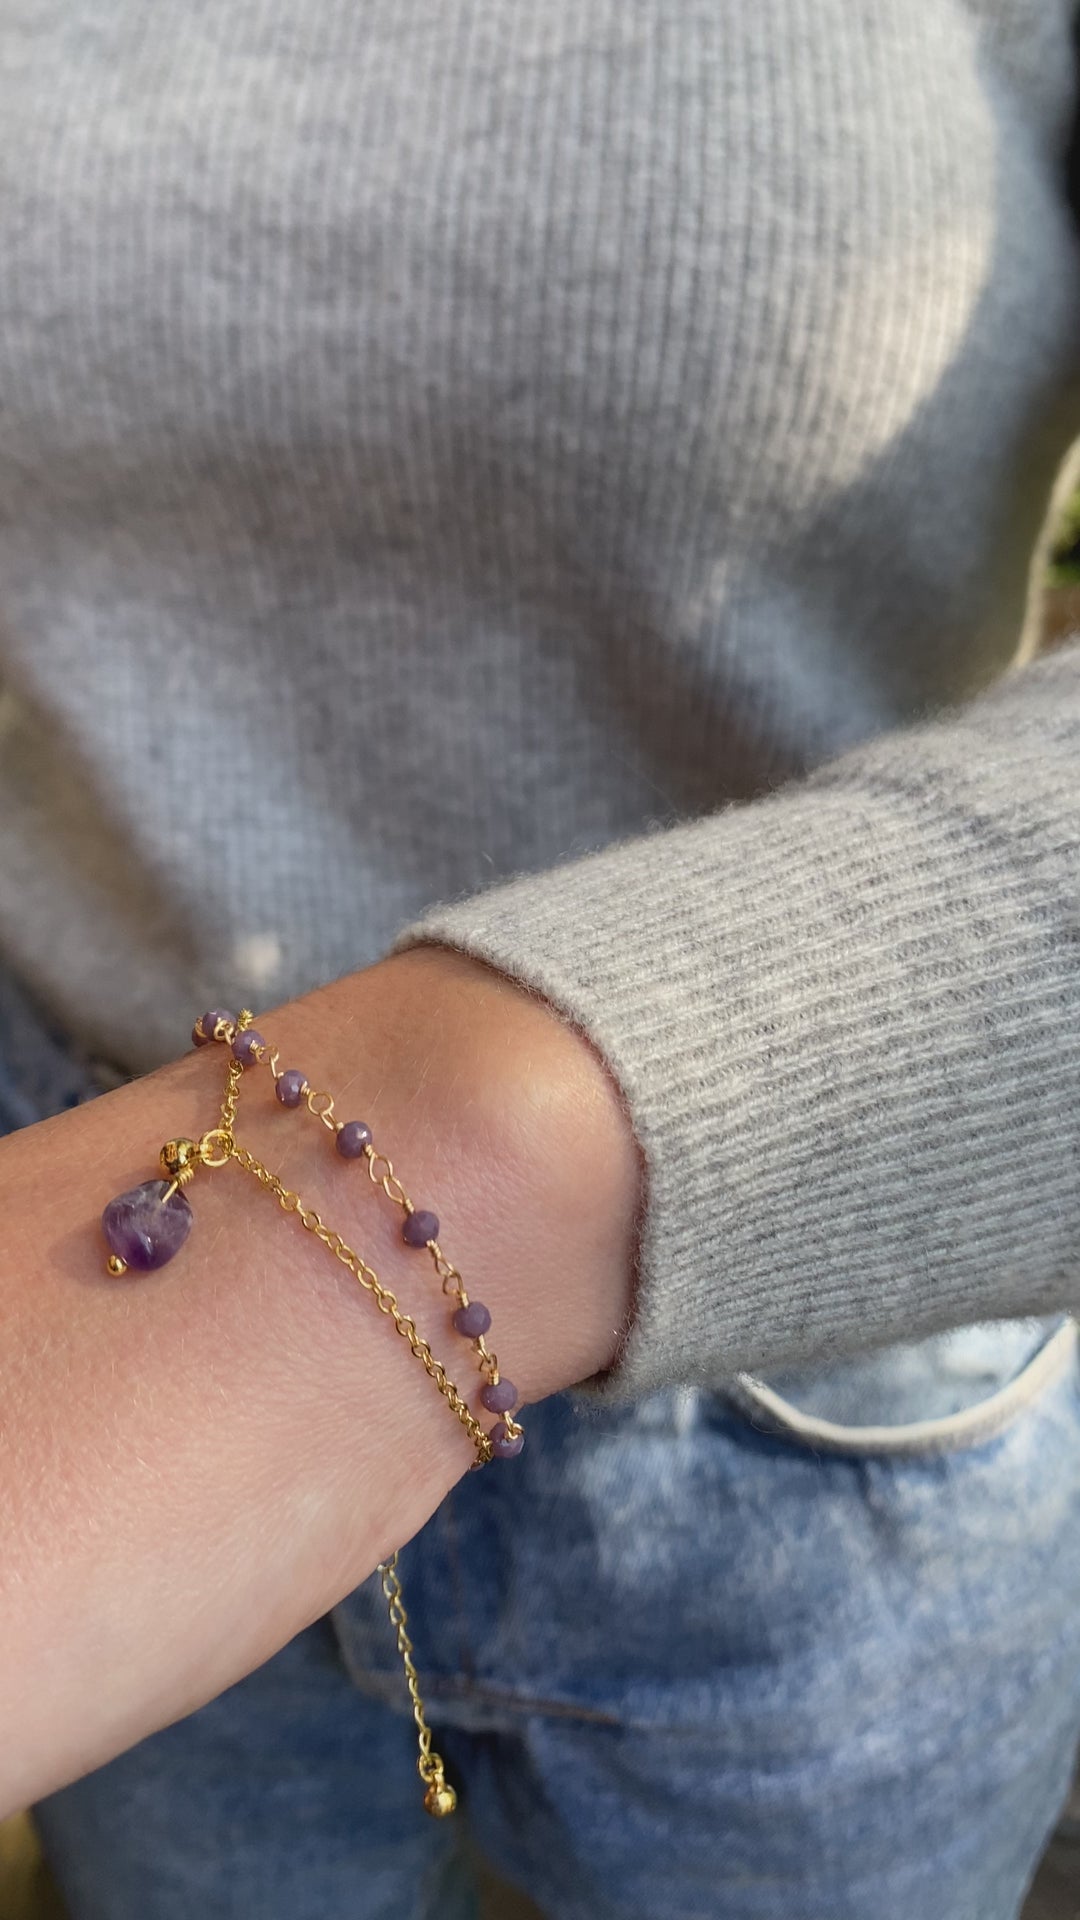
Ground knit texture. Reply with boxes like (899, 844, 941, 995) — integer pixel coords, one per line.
(0, 1, 1079, 1389)
(395, 638, 1080, 1394)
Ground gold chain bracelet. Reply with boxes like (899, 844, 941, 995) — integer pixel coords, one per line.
(98, 1007, 525, 1818)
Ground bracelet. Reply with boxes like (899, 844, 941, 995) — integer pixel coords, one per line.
(98, 1007, 525, 1818)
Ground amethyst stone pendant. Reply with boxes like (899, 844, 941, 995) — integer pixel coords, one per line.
(101, 1137, 209, 1275)
(102, 1179, 194, 1273)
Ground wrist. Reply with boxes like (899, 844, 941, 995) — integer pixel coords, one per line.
(363, 942, 643, 1399)
(0, 944, 642, 1810)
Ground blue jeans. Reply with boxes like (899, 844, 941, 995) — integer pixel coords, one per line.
(5, 967, 1080, 1920)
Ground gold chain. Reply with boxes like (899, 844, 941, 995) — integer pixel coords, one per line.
(238, 1017, 521, 1442)
(217, 1046, 245, 1144)
(208, 1010, 475, 1816)
(361, 1148, 519, 1427)
(226, 1138, 493, 1460)
(379, 1552, 457, 1817)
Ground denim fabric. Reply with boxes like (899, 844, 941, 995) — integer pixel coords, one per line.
(8, 973, 1080, 1920)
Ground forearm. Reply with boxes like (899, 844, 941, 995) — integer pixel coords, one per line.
(0, 946, 640, 1815)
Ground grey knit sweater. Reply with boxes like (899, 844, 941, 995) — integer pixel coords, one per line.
(1, 0, 1079, 1396)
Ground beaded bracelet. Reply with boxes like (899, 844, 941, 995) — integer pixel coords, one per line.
(98, 1006, 524, 1818)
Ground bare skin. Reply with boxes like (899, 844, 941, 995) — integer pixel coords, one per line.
(0, 944, 642, 1817)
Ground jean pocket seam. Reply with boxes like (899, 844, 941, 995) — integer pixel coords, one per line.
(726, 1317, 1077, 1459)
(326, 1641, 627, 1729)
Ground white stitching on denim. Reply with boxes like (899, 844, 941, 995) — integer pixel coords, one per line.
(728, 1319, 1077, 1458)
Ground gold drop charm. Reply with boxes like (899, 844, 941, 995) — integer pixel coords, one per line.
(423, 1766, 458, 1819)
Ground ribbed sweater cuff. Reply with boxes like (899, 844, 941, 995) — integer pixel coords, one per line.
(390, 641, 1080, 1402)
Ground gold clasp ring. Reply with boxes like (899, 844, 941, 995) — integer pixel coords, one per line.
(198, 1128, 234, 1169)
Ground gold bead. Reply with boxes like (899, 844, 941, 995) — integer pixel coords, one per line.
(106, 1254, 129, 1277)
(159, 1137, 200, 1177)
(423, 1781, 457, 1819)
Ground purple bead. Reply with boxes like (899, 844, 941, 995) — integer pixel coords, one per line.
(231, 1028, 265, 1067)
(403, 1209, 439, 1248)
(452, 1299, 491, 1338)
(194, 1008, 234, 1046)
(336, 1121, 373, 1159)
(480, 1377, 518, 1415)
(275, 1069, 308, 1108)
(490, 1422, 525, 1460)
(102, 1179, 194, 1271)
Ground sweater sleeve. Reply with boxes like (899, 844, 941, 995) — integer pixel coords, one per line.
(390, 634, 1080, 1400)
